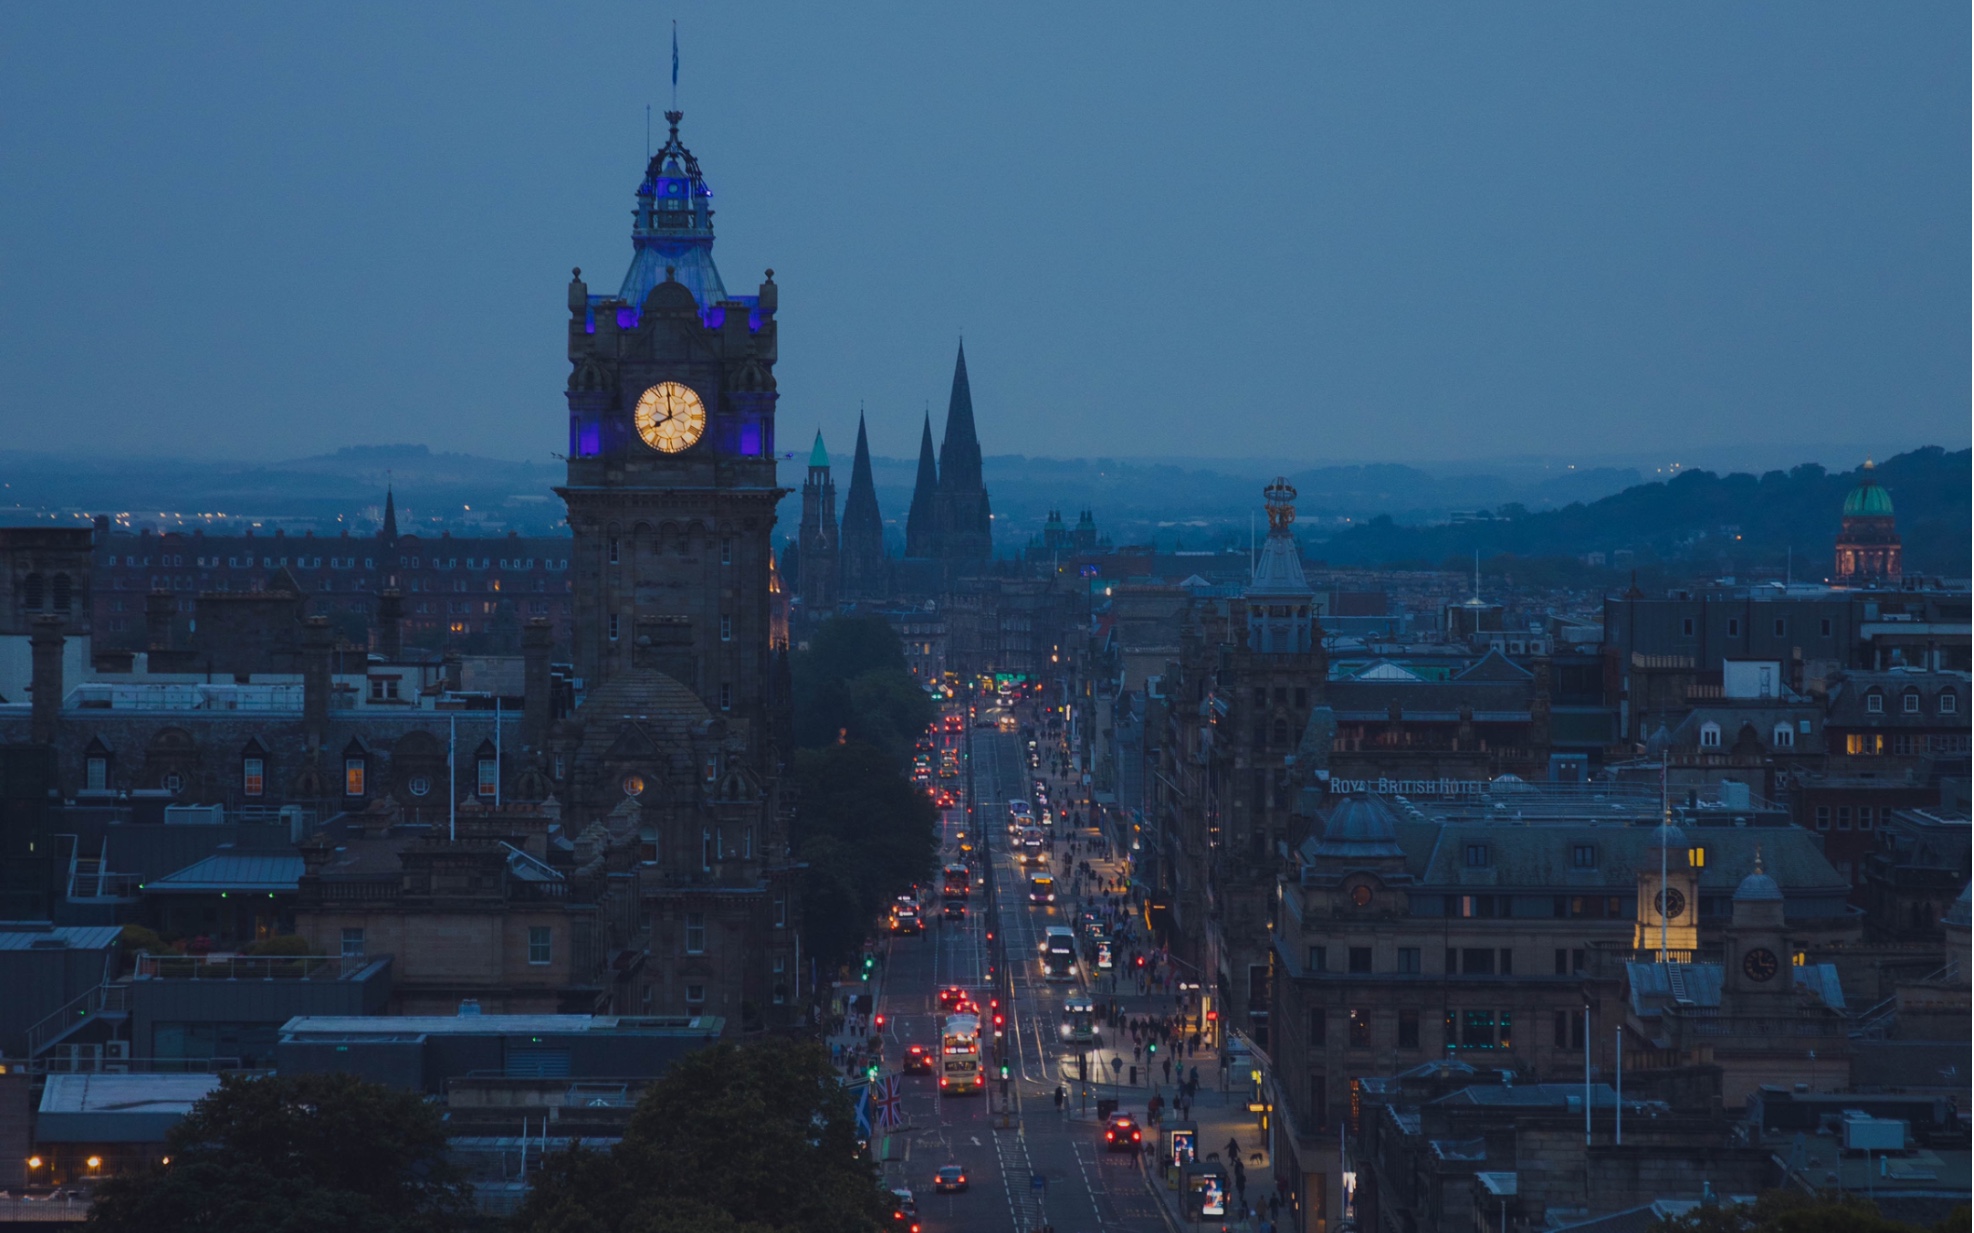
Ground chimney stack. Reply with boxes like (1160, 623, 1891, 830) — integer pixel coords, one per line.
(145, 590, 174, 652)
(302, 616, 333, 752)
(522, 618, 552, 755)
(29, 615, 64, 746)
(377, 589, 403, 661)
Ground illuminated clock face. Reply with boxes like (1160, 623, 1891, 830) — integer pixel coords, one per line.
(1742, 947, 1779, 982)
(634, 381, 707, 453)
(1655, 888, 1687, 920)
(1350, 885, 1373, 908)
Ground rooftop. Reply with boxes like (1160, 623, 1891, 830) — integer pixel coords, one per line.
(280, 1013, 723, 1037)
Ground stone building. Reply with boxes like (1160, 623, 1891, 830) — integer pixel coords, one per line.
(1834, 460, 1902, 584)
(791, 431, 838, 617)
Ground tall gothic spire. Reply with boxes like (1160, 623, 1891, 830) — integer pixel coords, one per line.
(839, 412, 886, 599)
(905, 410, 939, 558)
(380, 486, 398, 541)
(932, 340, 993, 562)
(937, 340, 983, 493)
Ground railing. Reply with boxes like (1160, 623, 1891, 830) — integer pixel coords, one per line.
(26, 983, 128, 1058)
(301, 877, 401, 903)
(0, 1194, 94, 1222)
(29, 1054, 249, 1076)
(134, 953, 373, 982)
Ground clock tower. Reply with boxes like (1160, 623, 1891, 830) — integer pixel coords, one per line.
(1723, 849, 1791, 1006)
(1633, 820, 1699, 959)
(559, 111, 783, 733)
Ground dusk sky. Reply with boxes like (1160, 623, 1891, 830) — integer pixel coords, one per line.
(1, 3, 1965, 468)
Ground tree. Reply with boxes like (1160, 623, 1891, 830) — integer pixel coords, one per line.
(509, 1037, 893, 1233)
(791, 616, 934, 766)
(87, 1072, 470, 1233)
(789, 742, 940, 971)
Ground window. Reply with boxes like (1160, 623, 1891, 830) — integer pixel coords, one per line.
(1463, 843, 1490, 868)
(685, 983, 705, 1004)
(1772, 723, 1794, 748)
(1837, 807, 1851, 831)
(719, 684, 732, 712)
(721, 538, 733, 565)
(528, 926, 552, 965)
(409, 775, 431, 797)
(1699, 722, 1721, 748)
(1553, 1009, 1584, 1050)
(1348, 947, 1372, 974)
(684, 913, 706, 954)
(1308, 1009, 1326, 1046)
(1681, 617, 1695, 637)
(1461, 949, 1495, 976)
(341, 928, 365, 960)
(1858, 807, 1874, 830)
(1294, 687, 1308, 708)
(1866, 691, 1884, 714)
(1688, 846, 1707, 868)
(1452, 1009, 1503, 1049)
(1498, 948, 1513, 975)
(720, 614, 732, 642)
(86, 756, 108, 792)
(609, 614, 620, 641)
(1397, 1010, 1420, 1050)
(1348, 1009, 1371, 1048)
(1943, 693, 1959, 715)
(477, 758, 498, 797)
(1773, 618, 1786, 637)
(1814, 806, 1830, 830)
(1902, 691, 1920, 714)
(1726, 618, 1740, 637)
(1396, 947, 1420, 975)
(1307, 946, 1327, 974)
(164, 772, 183, 794)
(608, 536, 620, 564)
(774, 894, 787, 929)
(242, 757, 264, 797)
(369, 677, 399, 702)
(1571, 844, 1596, 869)
(344, 758, 366, 796)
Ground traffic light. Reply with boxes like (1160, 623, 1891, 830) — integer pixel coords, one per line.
(1146, 1040, 1157, 1055)
(874, 1013, 887, 1030)
(999, 1061, 1010, 1080)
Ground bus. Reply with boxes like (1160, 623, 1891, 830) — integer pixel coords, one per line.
(942, 864, 973, 899)
(1007, 799, 1031, 835)
(1029, 874, 1056, 905)
(940, 1014, 982, 1094)
(1041, 924, 1076, 981)
(1061, 993, 1099, 1045)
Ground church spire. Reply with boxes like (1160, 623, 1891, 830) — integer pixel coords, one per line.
(905, 409, 939, 558)
(838, 411, 886, 599)
(380, 486, 398, 542)
(931, 340, 993, 562)
(937, 339, 983, 492)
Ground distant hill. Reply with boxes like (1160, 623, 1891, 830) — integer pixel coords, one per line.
(1307, 447, 1970, 579)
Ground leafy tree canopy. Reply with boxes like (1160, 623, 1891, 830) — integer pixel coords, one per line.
(509, 1037, 893, 1233)
(87, 1072, 470, 1233)
(791, 617, 934, 767)
(789, 742, 940, 970)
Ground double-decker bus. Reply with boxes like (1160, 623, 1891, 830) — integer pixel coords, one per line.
(940, 1014, 983, 1094)
(1041, 925, 1076, 980)
(941, 864, 971, 900)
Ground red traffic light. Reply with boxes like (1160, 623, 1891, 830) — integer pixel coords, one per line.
(874, 1014, 887, 1029)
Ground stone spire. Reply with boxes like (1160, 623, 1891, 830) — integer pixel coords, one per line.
(380, 486, 398, 542)
(796, 431, 837, 613)
(838, 412, 886, 599)
(905, 410, 939, 558)
(932, 340, 993, 561)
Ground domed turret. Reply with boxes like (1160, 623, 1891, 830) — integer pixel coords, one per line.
(1733, 849, 1784, 904)
(619, 111, 728, 314)
(1835, 459, 1902, 584)
(1842, 461, 1895, 517)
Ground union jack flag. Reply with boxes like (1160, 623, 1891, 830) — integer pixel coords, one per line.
(873, 1074, 905, 1129)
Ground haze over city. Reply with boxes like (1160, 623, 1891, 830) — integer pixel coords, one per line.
(1, 3, 1965, 466)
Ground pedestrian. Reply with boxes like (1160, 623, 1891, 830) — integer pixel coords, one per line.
(1129, 1064, 1137, 1086)
(1226, 1136, 1240, 1163)
(1163, 1057, 1173, 1084)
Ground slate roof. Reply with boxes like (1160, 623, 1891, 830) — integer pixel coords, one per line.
(0, 926, 121, 952)
(1625, 961, 1846, 1014)
(145, 853, 305, 894)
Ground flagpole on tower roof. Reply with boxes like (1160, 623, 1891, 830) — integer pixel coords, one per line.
(671, 20, 679, 110)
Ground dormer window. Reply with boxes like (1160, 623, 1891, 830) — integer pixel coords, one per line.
(1464, 843, 1490, 868)
(1866, 690, 1884, 714)
(1902, 690, 1920, 714)
(1699, 722, 1721, 748)
(1771, 723, 1794, 749)
(1943, 693, 1959, 715)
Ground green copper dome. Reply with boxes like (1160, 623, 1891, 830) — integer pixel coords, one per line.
(1843, 462, 1894, 517)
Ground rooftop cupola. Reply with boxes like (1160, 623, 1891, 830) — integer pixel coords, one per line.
(1246, 477, 1316, 653)
(620, 111, 727, 312)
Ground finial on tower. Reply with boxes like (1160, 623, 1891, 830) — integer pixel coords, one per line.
(1263, 477, 1297, 532)
(665, 109, 682, 138)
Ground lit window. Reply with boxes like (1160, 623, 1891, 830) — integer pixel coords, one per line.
(344, 759, 365, 796)
(242, 757, 264, 797)
(684, 913, 706, 954)
(528, 926, 551, 965)
(1687, 846, 1706, 868)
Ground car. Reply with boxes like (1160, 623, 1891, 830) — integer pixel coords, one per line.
(889, 907, 924, 936)
(942, 900, 967, 921)
(903, 1043, 933, 1073)
(890, 1188, 920, 1233)
(1104, 1113, 1143, 1152)
(933, 1164, 969, 1193)
(938, 986, 972, 1011)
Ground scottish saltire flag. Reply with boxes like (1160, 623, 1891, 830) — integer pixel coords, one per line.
(852, 1082, 873, 1138)
(671, 23, 679, 89)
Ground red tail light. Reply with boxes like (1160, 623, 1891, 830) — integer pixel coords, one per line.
(1105, 1131, 1115, 1140)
